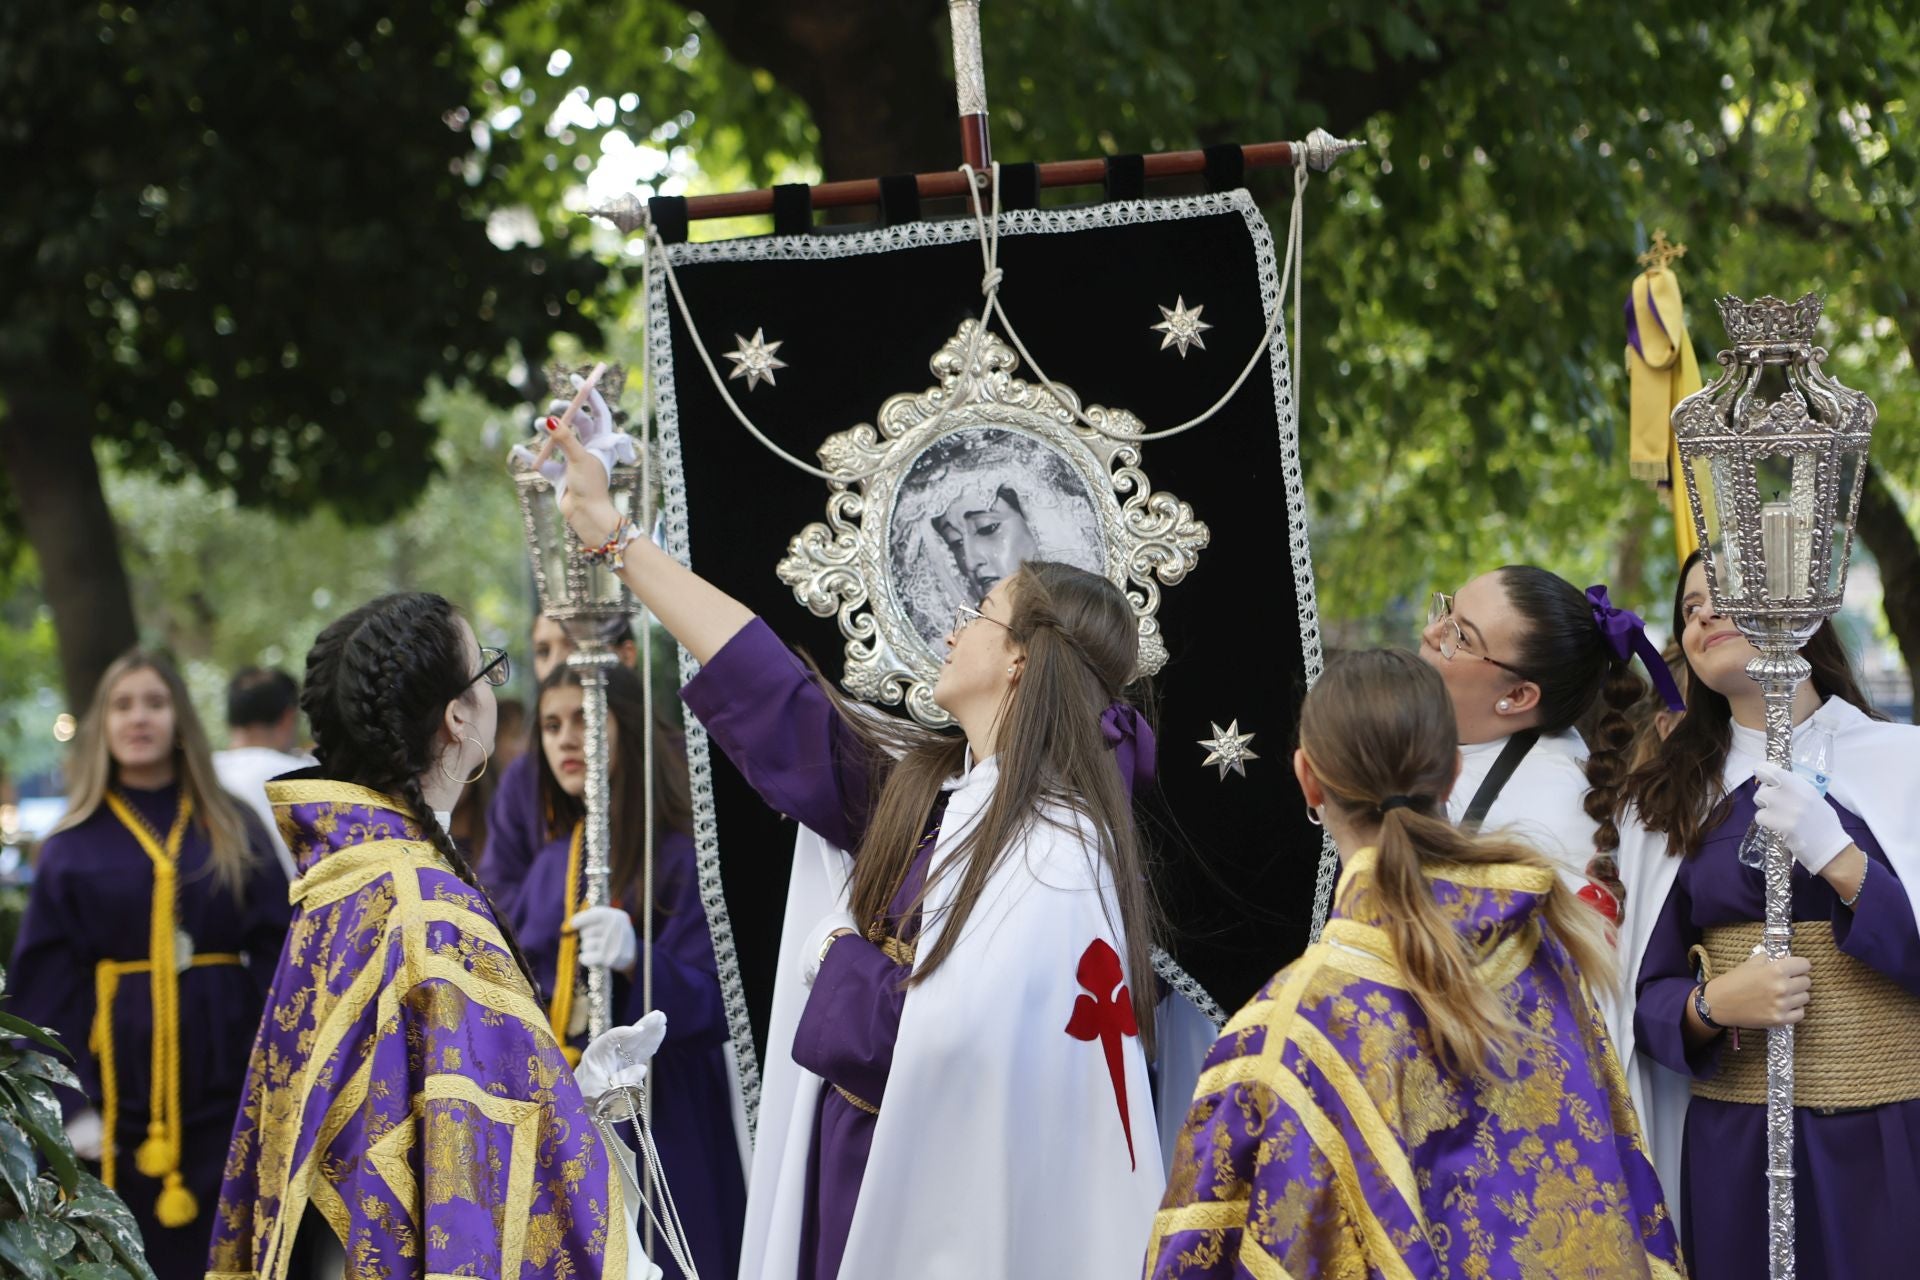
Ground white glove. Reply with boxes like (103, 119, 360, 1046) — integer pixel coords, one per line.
(507, 374, 637, 501)
(1753, 762, 1852, 875)
(65, 1109, 104, 1162)
(801, 911, 860, 988)
(577, 1009, 669, 1102)
(569, 905, 640, 975)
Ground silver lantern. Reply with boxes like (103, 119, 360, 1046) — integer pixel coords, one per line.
(511, 362, 643, 1042)
(1671, 292, 1877, 1280)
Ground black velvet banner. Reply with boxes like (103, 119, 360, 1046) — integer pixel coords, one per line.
(649, 191, 1328, 1061)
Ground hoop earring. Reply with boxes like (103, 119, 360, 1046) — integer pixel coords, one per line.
(1305, 805, 1323, 828)
(439, 735, 487, 786)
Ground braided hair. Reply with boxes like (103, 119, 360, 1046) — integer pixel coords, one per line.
(301, 592, 539, 993)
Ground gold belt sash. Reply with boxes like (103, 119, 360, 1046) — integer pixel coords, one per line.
(91, 953, 243, 1192)
(1689, 921, 1920, 1110)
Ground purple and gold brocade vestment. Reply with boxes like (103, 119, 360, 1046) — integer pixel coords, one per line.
(1146, 848, 1685, 1280)
(206, 780, 630, 1280)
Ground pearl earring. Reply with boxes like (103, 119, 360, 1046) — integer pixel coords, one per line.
(1007, 665, 1016, 677)
(1498, 699, 1512, 711)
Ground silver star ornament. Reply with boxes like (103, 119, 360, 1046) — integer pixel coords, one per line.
(724, 327, 788, 391)
(1152, 296, 1212, 357)
(1198, 720, 1259, 779)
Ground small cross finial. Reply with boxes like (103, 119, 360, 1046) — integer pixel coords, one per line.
(1638, 228, 1688, 273)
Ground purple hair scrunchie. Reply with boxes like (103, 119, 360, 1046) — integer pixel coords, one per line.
(1100, 703, 1158, 796)
(1585, 585, 1685, 712)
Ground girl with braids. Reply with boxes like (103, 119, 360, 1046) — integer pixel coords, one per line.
(1422, 566, 1685, 921)
(206, 592, 658, 1280)
(11, 649, 289, 1280)
(1147, 650, 1683, 1280)
(546, 417, 1166, 1280)
(1612, 551, 1920, 1279)
(510, 663, 743, 1280)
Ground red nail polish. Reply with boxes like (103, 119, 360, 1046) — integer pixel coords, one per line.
(545, 416, 558, 432)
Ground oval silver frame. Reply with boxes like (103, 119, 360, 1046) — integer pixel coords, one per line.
(776, 319, 1210, 727)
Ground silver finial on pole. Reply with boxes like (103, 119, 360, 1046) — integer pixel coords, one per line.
(1296, 128, 1367, 172)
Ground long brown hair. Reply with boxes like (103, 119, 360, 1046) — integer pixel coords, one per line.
(534, 664, 694, 913)
(1619, 549, 1877, 856)
(1301, 648, 1615, 1077)
(51, 647, 256, 897)
(828, 561, 1160, 1046)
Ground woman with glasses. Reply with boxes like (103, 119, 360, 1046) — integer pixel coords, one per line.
(9, 648, 290, 1280)
(547, 417, 1166, 1280)
(207, 593, 662, 1279)
(1421, 568, 1683, 920)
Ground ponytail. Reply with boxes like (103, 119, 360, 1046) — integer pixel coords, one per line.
(1303, 649, 1616, 1078)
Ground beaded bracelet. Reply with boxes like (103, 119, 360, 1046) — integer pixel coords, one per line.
(1841, 855, 1869, 909)
(580, 516, 641, 570)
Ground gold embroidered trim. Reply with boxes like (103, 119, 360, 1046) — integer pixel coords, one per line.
(1153, 1197, 1250, 1233)
(290, 839, 445, 908)
(422, 1074, 542, 1276)
(1268, 1069, 1421, 1280)
(1237, 1241, 1296, 1280)
(1336, 847, 1557, 898)
(833, 1084, 880, 1115)
(1290, 1018, 1427, 1229)
(266, 779, 407, 812)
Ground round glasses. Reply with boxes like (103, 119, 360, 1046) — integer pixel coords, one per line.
(1426, 593, 1533, 680)
(951, 603, 1011, 637)
(469, 647, 511, 688)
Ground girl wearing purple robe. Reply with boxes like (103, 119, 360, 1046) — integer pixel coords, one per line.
(206, 593, 653, 1280)
(1614, 551, 1920, 1279)
(546, 418, 1166, 1279)
(1148, 649, 1684, 1280)
(510, 664, 744, 1280)
(9, 649, 291, 1280)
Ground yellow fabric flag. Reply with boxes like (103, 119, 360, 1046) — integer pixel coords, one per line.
(1626, 262, 1702, 561)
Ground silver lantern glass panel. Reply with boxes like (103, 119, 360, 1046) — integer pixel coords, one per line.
(511, 457, 645, 1043)
(1669, 291, 1877, 1280)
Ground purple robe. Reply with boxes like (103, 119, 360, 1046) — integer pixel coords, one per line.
(478, 749, 544, 917)
(207, 778, 632, 1280)
(8, 781, 290, 1280)
(1634, 782, 1920, 1280)
(509, 825, 745, 1280)
(680, 619, 920, 1280)
(1147, 848, 1684, 1280)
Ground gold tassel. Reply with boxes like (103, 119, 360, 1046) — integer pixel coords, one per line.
(549, 822, 586, 1051)
(104, 792, 197, 1225)
(154, 1172, 199, 1227)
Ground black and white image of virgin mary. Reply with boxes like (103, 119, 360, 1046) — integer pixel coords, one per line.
(886, 426, 1108, 655)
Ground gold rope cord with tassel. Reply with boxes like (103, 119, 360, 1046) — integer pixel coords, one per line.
(548, 821, 586, 1067)
(91, 953, 240, 1195)
(1626, 231, 1703, 562)
(101, 791, 203, 1227)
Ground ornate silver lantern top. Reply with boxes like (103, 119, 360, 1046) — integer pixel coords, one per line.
(1671, 293, 1877, 644)
(510, 362, 643, 643)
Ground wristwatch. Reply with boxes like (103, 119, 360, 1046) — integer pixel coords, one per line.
(818, 927, 855, 967)
(1693, 981, 1726, 1032)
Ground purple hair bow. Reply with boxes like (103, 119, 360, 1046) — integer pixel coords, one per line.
(1101, 703, 1158, 796)
(1586, 585, 1685, 712)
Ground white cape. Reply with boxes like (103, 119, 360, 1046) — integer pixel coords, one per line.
(1611, 697, 1920, 1221)
(1448, 728, 1598, 891)
(738, 756, 1170, 1280)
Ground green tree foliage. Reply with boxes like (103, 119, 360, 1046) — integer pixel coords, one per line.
(491, 0, 1920, 657)
(0, 0, 603, 704)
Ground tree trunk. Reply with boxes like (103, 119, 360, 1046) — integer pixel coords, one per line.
(1855, 464, 1920, 707)
(697, 0, 954, 181)
(0, 393, 139, 710)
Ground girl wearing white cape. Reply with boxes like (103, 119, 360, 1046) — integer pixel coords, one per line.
(549, 419, 1167, 1279)
(1612, 551, 1920, 1279)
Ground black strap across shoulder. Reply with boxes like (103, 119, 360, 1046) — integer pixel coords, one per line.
(1461, 729, 1540, 833)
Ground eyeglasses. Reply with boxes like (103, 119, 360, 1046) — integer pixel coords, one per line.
(1426, 593, 1533, 679)
(469, 647, 511, 688)
(951, 603, 1011, 637)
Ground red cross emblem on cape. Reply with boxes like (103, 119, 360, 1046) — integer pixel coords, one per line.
(1063, 937, 1138, 1170)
